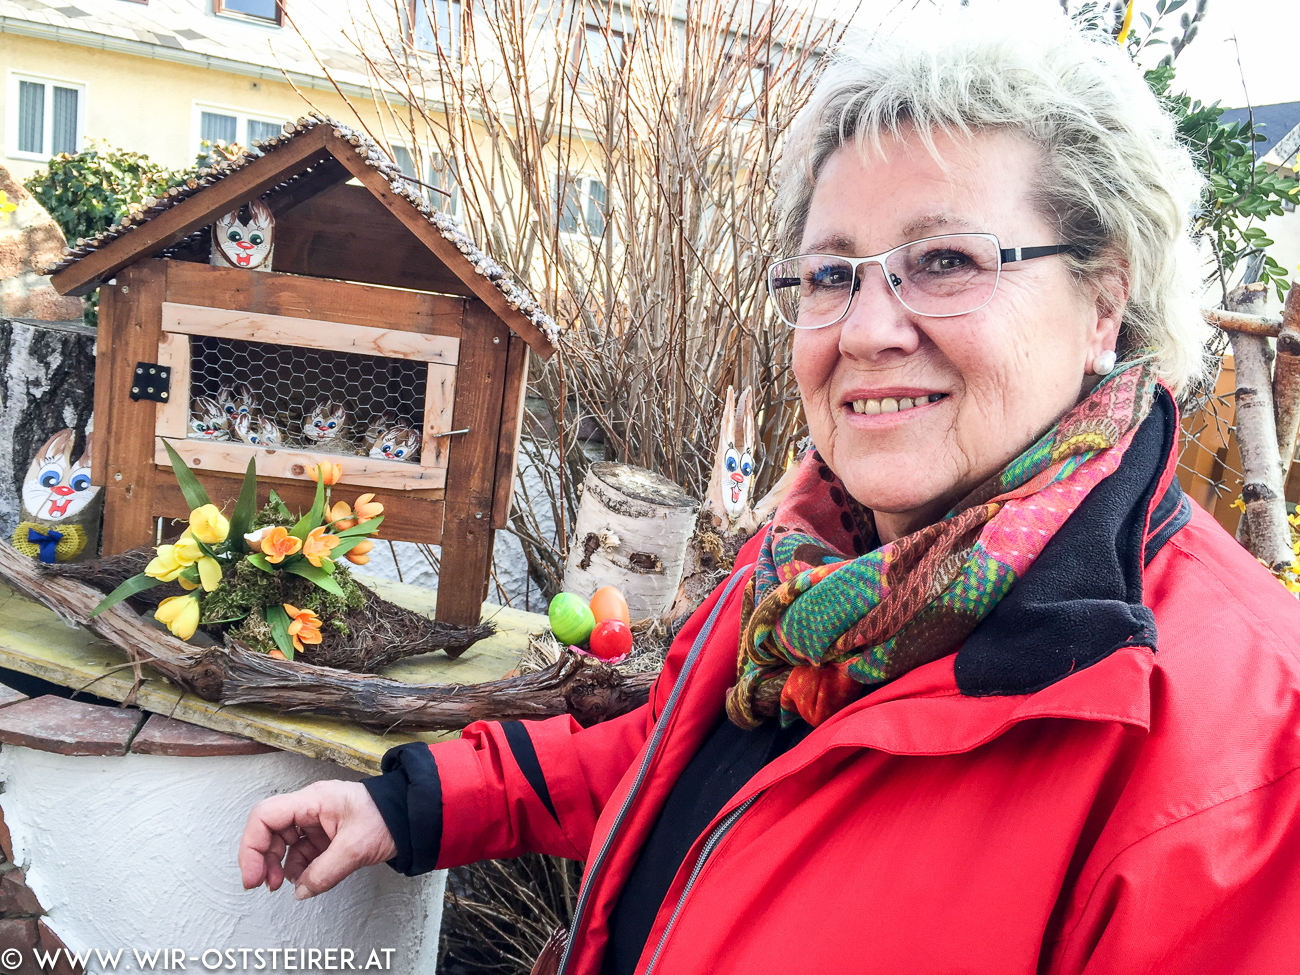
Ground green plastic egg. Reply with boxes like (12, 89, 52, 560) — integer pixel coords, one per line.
(549, 592, 596, 646)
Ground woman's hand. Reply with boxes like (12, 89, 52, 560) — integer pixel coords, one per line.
(238, 781, 397, 899)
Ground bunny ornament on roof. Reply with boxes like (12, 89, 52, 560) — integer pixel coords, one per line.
(12, 429, 103, 563)
(211, 200, 274, 271)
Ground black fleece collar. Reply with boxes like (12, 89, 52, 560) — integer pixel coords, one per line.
(955, 388, 1187, 697)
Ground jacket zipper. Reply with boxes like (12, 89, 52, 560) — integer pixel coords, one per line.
(641, 791, 761, 975)
(555, 570, 750, 975)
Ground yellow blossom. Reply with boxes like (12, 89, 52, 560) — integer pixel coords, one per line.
(173, 530, 203, 564)
(188, 504, 230, 545)
(144, 545, 187, 582)
(302, 526, 339, 568)
(197, 555, 222, 592)
(155, 594, 201, 641)
(260, 526, 302, 564)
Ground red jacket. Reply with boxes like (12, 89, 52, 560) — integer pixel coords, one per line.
(369, 393, 1300, 973)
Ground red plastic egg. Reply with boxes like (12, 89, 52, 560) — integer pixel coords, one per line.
(588, 619, 633, 661)
(589, 586, 631, 627)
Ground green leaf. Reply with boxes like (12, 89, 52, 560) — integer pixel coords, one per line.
(267, 490, 294, 522)
(228, 457, 259, 555)
(328, 535, 368, 559)
(284, 560, 345, 596)
(161, 439, 212, 511)
(264, 604, 295, 660)
(290, 474, 327, 541)
(334, 515, 384, 538)
(90, 573, 164, 617)
(247, 553, 274, 573)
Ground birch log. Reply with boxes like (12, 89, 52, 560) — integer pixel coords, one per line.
(1229, 330, 1293, 571)
(1273, 284, 1300, 471)
(561, 463, 699, 619)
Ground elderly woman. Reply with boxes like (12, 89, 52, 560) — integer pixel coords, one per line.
(240, 17, 1300, 974)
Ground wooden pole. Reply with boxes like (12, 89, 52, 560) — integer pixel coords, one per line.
(1272, 285, 1300, 473)
(1226, 288, 1294, 571)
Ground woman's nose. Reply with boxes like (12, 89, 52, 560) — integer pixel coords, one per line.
(836, 261, 922, 361)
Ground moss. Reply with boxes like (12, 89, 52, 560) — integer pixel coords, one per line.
(199, 540, 367, 652)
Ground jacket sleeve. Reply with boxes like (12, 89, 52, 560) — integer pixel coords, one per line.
(1048, 764, 1300, 974)
(363, 542, 763, 876)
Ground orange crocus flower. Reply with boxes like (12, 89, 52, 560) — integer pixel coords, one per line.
(282, 603, 323, 653)
(307, 462, 343, 485)
(345, 537, 374, 565)
(260, 526, 302, 564)
(302, 525, 339, 568)
(327, 500, 358, 531)
(352, 493, 385, 521)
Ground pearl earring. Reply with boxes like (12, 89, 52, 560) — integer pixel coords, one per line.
(1091, 350, 1117, 376)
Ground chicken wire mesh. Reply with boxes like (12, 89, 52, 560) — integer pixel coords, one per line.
(186, 335, 426, 462)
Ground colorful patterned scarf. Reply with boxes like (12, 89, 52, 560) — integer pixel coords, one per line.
(726, 360, 1157, 729)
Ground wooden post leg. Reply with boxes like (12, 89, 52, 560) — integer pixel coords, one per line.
(435, 302, 510, 640)
(98, 262, 167, 555)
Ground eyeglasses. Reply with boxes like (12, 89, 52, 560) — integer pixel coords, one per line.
(766, 233, 1077, 329)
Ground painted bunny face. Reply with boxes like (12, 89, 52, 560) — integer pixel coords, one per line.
(217, 383, 255, 420)
(22, 430, 98, 521)
(212, 200, 274, 270)
(304, 399, 349, 444)
(361, 410, 398, 451)
(189, 396, 231, 440)
(369, 424, 420, 462)
(232, 412, 281, 448)
(707, 386, 757, 526)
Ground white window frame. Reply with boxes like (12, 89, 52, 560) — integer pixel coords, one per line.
(191, 102, 285, 158)
(410, 0, 462, 58)
(576, 23, 627, 89)
(6, 72, 86, 162)
(557, 174, 608, 239)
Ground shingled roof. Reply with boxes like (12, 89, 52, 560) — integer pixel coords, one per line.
(46, 113, 560, 355)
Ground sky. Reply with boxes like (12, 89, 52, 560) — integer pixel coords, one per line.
(836, 0, 1297, 109)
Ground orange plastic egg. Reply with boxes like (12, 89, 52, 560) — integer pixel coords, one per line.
(589, 586, 630, 627)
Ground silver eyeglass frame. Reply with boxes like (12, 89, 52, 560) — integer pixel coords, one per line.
(765, 232, 1076, 329)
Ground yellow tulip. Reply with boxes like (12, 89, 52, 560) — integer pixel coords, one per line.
(302, 526, 339, 568)
(155, 594, 201, 641)
(178, 575, 200, 592)
(189, 504, 230, 545)
(173, 530, 202, 564)
(145, 545, 186, 582)
(197, 555, 223, 592)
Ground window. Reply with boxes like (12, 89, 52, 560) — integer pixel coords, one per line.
(428, 152, 461, 217)
(213, 0, 282, 25)
(557, 175, 607, 236)
(578, 24, 626, 86)
(725, 58, 769, 121)
(193, 104, 285, 159)
(391, 145, 417, 178)
(411, 0, 461, 56)
(7, 74, 84, 161)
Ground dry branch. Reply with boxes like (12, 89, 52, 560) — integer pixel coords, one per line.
(1204, 307, 1284, 337)
(0, 543, 653, 730)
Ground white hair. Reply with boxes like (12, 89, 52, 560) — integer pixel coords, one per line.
(775, 13, 1209, 394)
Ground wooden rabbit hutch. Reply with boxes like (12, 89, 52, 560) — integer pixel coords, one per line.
(46, 116, 558, 627)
